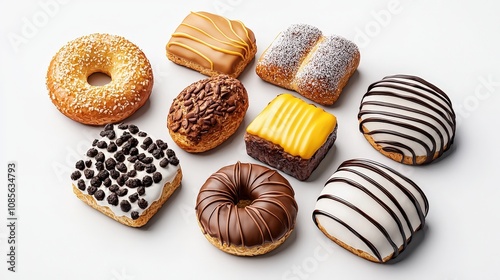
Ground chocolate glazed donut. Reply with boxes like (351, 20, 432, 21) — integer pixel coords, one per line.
(195, 162, 298, 256)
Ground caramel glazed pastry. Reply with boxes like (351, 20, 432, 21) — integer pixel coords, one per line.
(167, 74, 248, 153)
(166, 11, 257, 78)
(313, 159, 429, 263)
(47, 33, 153, 125)
(196, 162, 298, 256)
(245, 94, 337, 181)
(358, 74, 456, 165)
(256, 24, 359, 105)
(70, 123, 182, 227)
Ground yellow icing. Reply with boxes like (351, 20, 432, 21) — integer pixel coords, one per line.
(246, 94, 337, 159)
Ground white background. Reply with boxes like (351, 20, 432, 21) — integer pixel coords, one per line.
(1, 0, 500, 279)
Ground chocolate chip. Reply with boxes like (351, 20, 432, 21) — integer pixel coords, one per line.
(143, 137, 153, 147)
(127, 156, 138, 163)
(116, 162, 127, 173)
(71, 170, 81, 180)
(105, 158, 116, 170)
(95, 161, 104, 171)
(98, 170, 109, 181)
(129, 193, 139, 203)
(127, 170, 137, 177)
(128, 138, 139, 148)
(101, 130, 115, 140)
(118, 123, 128, 130)
(120, 200, 131, 212)
(77, 179, 85, 191)
(87, 148, 98, 157)
(138, 131, 147, 137)
(147, 143, 157, 153)
(75, 160, 85, 170)
(126, 178, 142, 188)
(152, 149, 164, 159)
(137, 186, 146, 196)
(104, 123, 114, 131)
(140, 144, 148, 150)
(137, 153, 146, 161)
(141, 157, 153, 164)
(117, 188, 128, 197)
(122, 142, 131, 155)
(103, 177, 112, 187)
(138, 199, 148, 209)
(90, 176, 102, 188)
(169, 156, 179, 166)
(109, 184, 119, 192)
(142, 175, 153, 187)
(131, 211, 139, 220)
(107, 193, 118, 206)
(121, 133, 132, 141)
(130, 147, 139, 156)
(87, 185, 97, 195)
(128, 125, 139, 134)
(153, 172, 162, 183)
(159, 158, 169, 168)
(85, 160, 92, 168)
(96, 141, 108, 149)
(92, 139, 99, 146)
(134, 161, 145, 171)
(110, 169, 120, 179)
(156, 140, 168, 150)
(94, 190, 105, 201)
(114, 151, 125, 162)
(84, 169, 94, 179)
(116, 174, 128, 186)
(116, 137, 124, 146)
(95, 152, 105, 162)
(166, 149, 176, 158)
(107, 142, 117, 153)
(145, 164, 157, 174)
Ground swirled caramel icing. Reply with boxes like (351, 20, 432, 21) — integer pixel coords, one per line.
(166, 11, 256, 76)
(195, 162, 298, 248)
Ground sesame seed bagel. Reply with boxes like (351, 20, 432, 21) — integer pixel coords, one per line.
(46, 33, 154, 125)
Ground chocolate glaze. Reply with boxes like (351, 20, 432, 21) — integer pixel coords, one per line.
(358, 74, 456, 164)
(196, 162, 298, 248)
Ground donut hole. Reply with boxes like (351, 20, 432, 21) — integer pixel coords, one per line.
(236, 199, 253, 208)
(87, 72, 112, 86)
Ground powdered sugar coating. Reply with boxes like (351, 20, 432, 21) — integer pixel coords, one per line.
(295, 35, 359, 100)
(47, 33, 153, 125)
(257, 24, 322, 85)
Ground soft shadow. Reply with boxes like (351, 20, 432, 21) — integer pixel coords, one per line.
(384, 224, 429, 264)
(330, 69, 362, 109)
(137, 181, 183, 231)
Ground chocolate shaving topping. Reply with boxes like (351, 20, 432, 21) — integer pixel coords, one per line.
(138, 198, 148, 209)
(75, 160, 85, 170)
(107, 193, 118, 206)
(71, 170, 81, 180)
(84, 169, 94, 179)
(120, 200, 131, 212)
(77, 179, 86, 191)
(94, 190, 105, 201)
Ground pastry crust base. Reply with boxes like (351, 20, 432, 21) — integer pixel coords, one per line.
(73, 168, 182, 227)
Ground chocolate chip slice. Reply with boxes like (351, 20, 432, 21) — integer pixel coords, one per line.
(84, 169, 94, 179)
(153, 172, 162, 183)
(120, 200, 131, 212)
(129, 193, 139, 203)
(87, 185, 97, 195)
(87, 148, 98, 157)
(94, 190, 105, 201)
(105, 158, 116, 170)
(138, 198, 148, 209)
(77, 179, 86, 191)
(107, 193, 119, 206)
(159, 158, 169, 168)
(142, 175, 153, 187)
(107, 142, 118, 153)
(95, 152, 105, 162)
(70, 170, 81, 180)
(75, 160, 85, 170)
(117, 188, 128, 197)
(131, 211, 139, 220)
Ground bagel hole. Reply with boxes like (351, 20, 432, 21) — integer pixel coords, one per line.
(236, 199, 252, 208)
(87, 72, 111, 86)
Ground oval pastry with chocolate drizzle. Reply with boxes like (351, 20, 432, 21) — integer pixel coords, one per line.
(195, 162, 298, 256)
(358, 74, 456, 165)
(166, 11, 257, 78)
(313, 158, 429, 263)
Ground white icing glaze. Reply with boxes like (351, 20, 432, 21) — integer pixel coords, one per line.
(72, 124, 180, 219)
(358, 74, 456, 164)
(313, 159, 428, 262)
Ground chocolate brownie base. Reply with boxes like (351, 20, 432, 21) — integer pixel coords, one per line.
(244, 124, 337, 181)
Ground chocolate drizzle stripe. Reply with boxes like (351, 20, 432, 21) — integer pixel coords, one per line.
(312, 209, 383, 262)
(317, 194, 400, 258)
